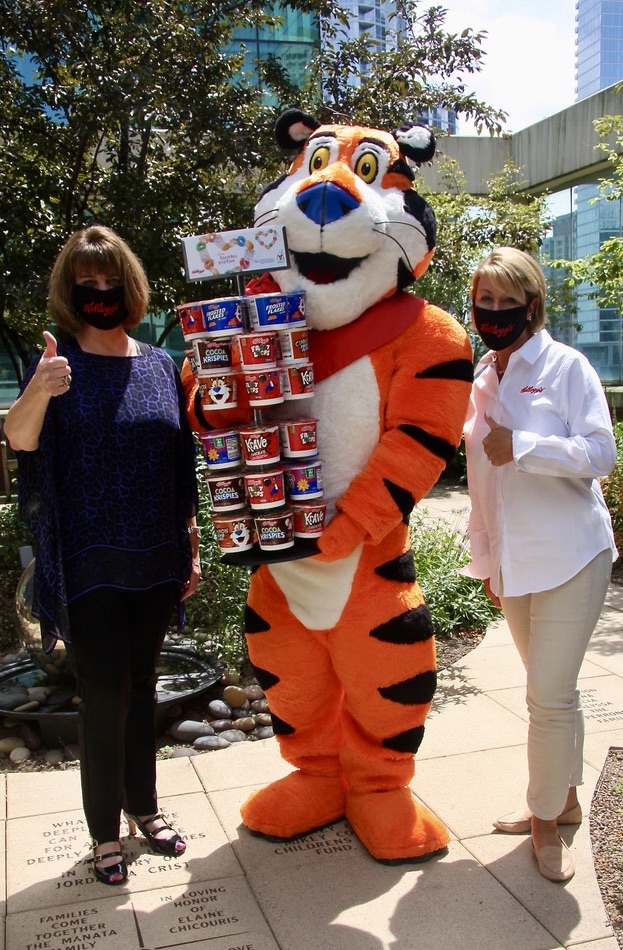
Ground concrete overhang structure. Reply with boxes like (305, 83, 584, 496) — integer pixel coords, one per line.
(419, 83, 623, 197)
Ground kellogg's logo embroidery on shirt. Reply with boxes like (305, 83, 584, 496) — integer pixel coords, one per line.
(520, 385, 545, 394)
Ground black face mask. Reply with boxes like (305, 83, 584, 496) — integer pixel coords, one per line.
(73, 284, 128, 330)
(472, 303, 530, 352)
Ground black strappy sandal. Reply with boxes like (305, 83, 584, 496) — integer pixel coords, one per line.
(124, 812, 186, 856)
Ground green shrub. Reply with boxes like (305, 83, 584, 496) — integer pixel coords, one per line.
(602, 421, 623, 556)
(409, 508, 502, 639)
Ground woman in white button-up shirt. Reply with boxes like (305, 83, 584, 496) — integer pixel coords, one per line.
(463, 247, 617, 883)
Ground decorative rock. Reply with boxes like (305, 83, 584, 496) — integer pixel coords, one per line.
(223, 685, 247, 708)
(170, 747, 199, 758)
(0, 736, 27, 754)
(0, 687, 29, 710)
(71, 696, 82, 706)
(251, 699, 269, 713)
(9, 746, 31, 763)
(193, 735, 231, 750)
(208, 699, 231, 718)
(220, 669, 241, 686)
(254, 725, 274, 739)
(63, 744, 80, 762)
(14, 700, 40, 713)
(169, 719, 215, 742)
(19, 724, 42, 751)
(218, 729, 247, 743)
(209, 719, 234, 732)
(44, 749, 65, 765)
(27, 687, 51, 704)
(244, 684, 264, 701)
(233, 716, 256, 732)
(231, 703, 251, 718)
(256, 713, 273, 727)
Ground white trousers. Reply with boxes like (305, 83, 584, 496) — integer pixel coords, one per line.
(500, 549, 612, 820)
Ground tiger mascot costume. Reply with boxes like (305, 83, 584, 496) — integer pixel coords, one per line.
(183, 109, 473, 863)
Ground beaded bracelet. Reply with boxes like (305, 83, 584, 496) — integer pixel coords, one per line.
(187, 525, 202, 536)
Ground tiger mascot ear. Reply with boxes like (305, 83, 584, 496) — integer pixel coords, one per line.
(274, 108, 437, 167)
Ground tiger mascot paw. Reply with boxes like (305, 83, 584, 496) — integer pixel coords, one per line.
(346, 789, 450, 864)
(241, 772, 347, 840)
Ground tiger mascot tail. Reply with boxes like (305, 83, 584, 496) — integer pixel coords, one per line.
(183, 109, 473, 863)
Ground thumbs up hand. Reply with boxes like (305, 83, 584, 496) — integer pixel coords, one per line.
(36, 331, 72, 396)
(482, 412, 514, 466)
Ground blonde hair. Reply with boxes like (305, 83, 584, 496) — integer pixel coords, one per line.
(48, 225, 150, 334)
(472, 247, 547, 333)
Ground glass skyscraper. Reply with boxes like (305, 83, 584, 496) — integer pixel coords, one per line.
(572, 0, 623, 381)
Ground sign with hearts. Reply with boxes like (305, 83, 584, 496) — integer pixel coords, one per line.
(182, 225, 290, 282)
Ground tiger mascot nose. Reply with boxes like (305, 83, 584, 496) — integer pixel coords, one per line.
(296, 181, 360, 227)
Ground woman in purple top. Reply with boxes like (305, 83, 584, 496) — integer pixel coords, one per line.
(4, 226, 201, 886)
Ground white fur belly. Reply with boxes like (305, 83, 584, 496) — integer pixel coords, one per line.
(269, 356, 380, 629)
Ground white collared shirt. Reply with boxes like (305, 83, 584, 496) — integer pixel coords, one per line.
(462, 329, 617, 597)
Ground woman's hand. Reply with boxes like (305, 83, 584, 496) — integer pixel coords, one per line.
(181, 556, 202, 600)
(484, 577, 501, 608)
(482, 413, 514, 466)
(35, 332, 72, 397)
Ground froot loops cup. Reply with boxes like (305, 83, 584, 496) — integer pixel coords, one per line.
(194, 338, 233, 375)
(242, 369, 283, 407)
(177, 302, 206, 341)
(239, 423, 280, 466)
(285, 459, 323, 500)
(281, 362, 314, 400)
(199, 373, 238, 411)
(205, 470, 246, 511)
(244, 469, 286, 510)
(287, 291, 306, 325)
(199, 429, 241, 470)
(237, 332, 278, 371)
(247, 292, 290, 331)
(278, 418, 318, 459)
(200, 297, 245, 337)
(254, 508, 295, 552)
(211, 508, 255, 553)
(292, 501, 327, 538)
(277, 327, 309, 364)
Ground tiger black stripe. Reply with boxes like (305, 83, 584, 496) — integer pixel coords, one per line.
(251, 664, 280, 692)
(245, 605, 271, 633)
(270, 712, 296, 736)
(375, 551, 416, 583)
(382, 725, 425, 754)
(398, 424, 456, 464)
(370, 605, 433, 645)
(415, 359, 474, 383)
(383, 477, 415, 523)
(378, 669, 437, 705)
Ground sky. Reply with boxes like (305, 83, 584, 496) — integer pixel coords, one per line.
(438, 0, 577, 136)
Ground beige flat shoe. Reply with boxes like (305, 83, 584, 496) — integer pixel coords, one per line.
(493, 802, 582, 834)
(531, 835, 575, 882)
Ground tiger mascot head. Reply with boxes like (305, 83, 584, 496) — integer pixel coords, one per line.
(253, 107, 437, 331)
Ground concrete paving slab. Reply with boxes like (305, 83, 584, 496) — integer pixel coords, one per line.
(6, 792, 240, 914)
(583, 731, 623, 773)
(0, 773, 6, 821)
(449, 642, 528, 691)
(0, 819, 5, 919)
(423, 690, 527, 759)
(603, 584, 623, 611)
(585, 618, 623, 676)
(245, 839, 563, 950)
(463, 824, 615, 948)
(6, 768, 81, 819)
(192, 734, 290, 793)
(476, 617, 515, 647)
(572, 939, 620, 950)
(155, 754, 206, 797)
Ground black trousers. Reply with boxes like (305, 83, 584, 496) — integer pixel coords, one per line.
(66, 585, 178, 844)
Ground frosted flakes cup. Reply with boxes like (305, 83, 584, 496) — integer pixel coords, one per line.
(247, 292, 290, 331)
(287, 290, 306, 325)
(211, 508, 255, 553)
(200, 296, 245, 337)
(199, 373, 238, 411)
